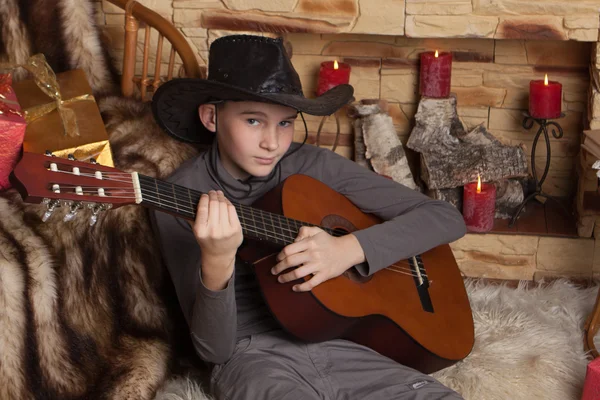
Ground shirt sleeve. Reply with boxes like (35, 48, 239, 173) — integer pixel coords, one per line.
(149, 210, 238, 364)
(313, 148, 467, 275)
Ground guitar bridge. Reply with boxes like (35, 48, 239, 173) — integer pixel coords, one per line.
(410, 255, 434, 313)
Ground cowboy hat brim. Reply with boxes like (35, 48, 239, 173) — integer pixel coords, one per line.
(151, 78, 354, 144)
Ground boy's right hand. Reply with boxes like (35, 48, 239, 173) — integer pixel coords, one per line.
(192, 190, 243, 261)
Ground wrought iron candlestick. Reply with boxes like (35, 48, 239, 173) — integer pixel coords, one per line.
(509, 112, 571, 227)
(315, 110, 341, 152)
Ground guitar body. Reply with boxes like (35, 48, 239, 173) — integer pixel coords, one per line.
(241, 174, 475, 374)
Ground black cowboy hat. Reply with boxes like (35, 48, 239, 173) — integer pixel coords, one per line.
(152, 34, 354, 144)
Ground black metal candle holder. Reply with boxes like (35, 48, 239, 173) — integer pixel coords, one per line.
(315, 110, 341, 152)
(508, 112, 572, 227)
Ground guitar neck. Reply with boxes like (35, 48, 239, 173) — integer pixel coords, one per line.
(137, 175, 339, 247)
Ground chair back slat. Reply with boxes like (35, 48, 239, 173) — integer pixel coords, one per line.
(167, 47, 176, 81)
(122, 8, 139, 97)
(152, 34, 164, 91)
(140, 25, 151, 100)
(107, 0, 204, 100)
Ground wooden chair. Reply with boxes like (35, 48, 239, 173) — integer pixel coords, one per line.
(105, 0, 205, 100)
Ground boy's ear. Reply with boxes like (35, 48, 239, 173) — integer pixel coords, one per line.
(198, 104, 217, 133)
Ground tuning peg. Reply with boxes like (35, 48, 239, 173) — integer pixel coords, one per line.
(90, 158, 97, 164)
(68, 154, 76, 161)
(45, 150, 55, 157)
(63, 202, 83, 222)
(87, 203, 112, 226)
(88, 204, 101, 226)
(41, 199, 60, 222)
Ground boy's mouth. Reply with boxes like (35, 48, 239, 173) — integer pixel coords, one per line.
(255, 157, 276, 165)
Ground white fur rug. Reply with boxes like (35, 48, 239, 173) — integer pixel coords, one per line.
(154, 279, 598, 400)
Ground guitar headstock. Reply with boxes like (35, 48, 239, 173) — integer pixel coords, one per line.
(10, 152, 141, 225)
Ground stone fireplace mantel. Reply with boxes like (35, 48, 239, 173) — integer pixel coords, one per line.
(97, 0, 600, 281)
(165, 0, 600, 43)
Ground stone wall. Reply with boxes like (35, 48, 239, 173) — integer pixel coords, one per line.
(95, 0, 593, 197)
(92, 0, 600, 280)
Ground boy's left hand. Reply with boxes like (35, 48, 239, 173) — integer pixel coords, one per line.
(271, 226, 366, 292)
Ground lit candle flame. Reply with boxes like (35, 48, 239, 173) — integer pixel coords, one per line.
(334, 60, 339, 70)
(544, 73, 548, 85)
(435, 50, 439, 58)
(477, 174, 481, 194)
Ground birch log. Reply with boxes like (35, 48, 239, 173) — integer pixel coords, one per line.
(407, 95, 529, 190)
(349, 100, 418, 190)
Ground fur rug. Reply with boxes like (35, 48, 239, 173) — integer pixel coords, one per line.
(0, 0, 119, 95)
(156, 279, 598, 400)
(0, 96, 200, 399)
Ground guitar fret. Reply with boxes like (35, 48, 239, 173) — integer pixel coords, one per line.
(171, 183, 178, 213)
(275, 214, 287, 246)
(269, 212, 283, 246)
(238, 205, 246, 236)
(249, 207, 261, 240)
(187, 188, 194, 218)
(155, 179, 161, 208)
(285, 215, 293, 241)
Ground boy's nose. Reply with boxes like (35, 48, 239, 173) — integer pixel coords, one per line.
(260, 129, 279, 151)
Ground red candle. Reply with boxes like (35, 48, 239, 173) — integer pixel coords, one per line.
(529, 74, 562, 119)
(419, 50, 452, 98)
(462, 175, 496, 233)
(316, 60, 351, 96)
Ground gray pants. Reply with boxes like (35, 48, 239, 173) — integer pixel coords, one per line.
(210, 330, 463, 400)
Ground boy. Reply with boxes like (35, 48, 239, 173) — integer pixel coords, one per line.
(151, 34, 467, 399)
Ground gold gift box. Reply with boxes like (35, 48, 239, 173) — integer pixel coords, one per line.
(12, 69, 114, 166)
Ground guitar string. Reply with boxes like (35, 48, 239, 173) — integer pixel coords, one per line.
(51, 169, 353, 248)
(55, 186, 426, 274)
(50, 184, 427, 277)
(51, 169, 330, 240)
(52, 168, 315, 238)
(49, 175, 427, 276)
(56, 185, 308, 242)
(50, 169, 340, 240)
(47, 168, 429, 277)
(54, 188, 424, 275)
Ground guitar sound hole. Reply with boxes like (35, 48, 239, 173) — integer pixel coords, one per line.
(320, 214, 372, 284)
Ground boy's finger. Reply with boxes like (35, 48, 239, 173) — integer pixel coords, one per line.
(207, 190, 220, 226)
(293, 273, 325, 292)
(217, 191, 229, 227)
(196, 193, 209, 225)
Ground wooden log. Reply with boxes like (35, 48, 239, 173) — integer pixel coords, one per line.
(427, 187, 462, 210)
(349, 100, 419, 191)
(407, 95, 529, 190)
(494, 179, 526, 219)
(426, 178, 527, 220)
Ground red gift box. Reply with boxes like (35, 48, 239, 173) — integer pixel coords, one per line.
(0, 74, 26, 190)
(582, 357, 600, 400)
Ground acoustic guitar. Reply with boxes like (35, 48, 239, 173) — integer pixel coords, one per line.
(10, 152, 475, 374)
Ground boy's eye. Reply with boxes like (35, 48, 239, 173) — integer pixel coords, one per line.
(279, 121, 292, 127)
(247, 119, 259, 126)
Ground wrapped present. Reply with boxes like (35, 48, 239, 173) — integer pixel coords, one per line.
(0, 74, 26, 190)
(582, 357, 600, 400)
(10, 56, 113, 166)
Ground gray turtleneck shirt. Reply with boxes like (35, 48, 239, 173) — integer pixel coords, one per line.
(150, 141, 466, 364)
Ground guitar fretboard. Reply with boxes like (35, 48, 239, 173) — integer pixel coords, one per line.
(137, 175, 343, 246)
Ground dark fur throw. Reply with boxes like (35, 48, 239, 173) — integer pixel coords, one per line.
(0, 96, 203, 399)
(0, 0, 119, 95)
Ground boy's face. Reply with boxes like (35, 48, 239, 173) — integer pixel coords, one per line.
(200, 101, 298, 180)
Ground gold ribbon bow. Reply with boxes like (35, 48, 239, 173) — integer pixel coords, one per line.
(0, 54, 95, 136)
